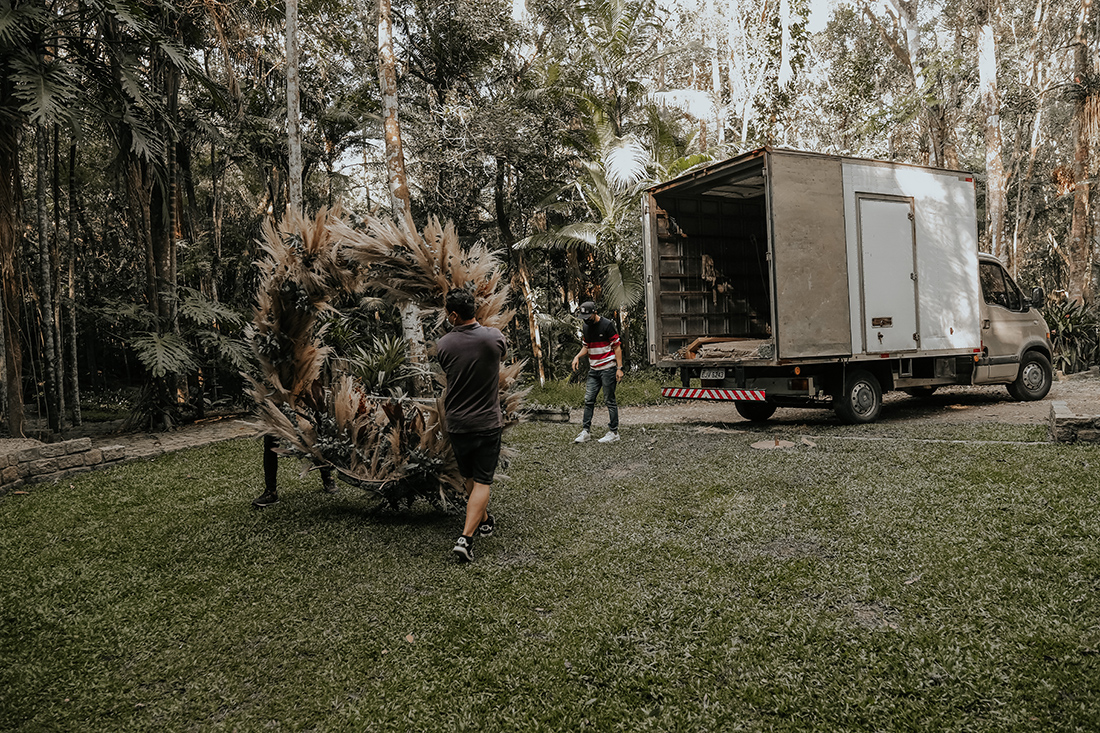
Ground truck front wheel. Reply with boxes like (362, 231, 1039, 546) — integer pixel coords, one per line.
(835, 370, 882, 424)
(1007, 351, 1052, 401)
(735, 400, 777, 422)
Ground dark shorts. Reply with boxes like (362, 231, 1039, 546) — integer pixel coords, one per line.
(449, 428, 502, 485)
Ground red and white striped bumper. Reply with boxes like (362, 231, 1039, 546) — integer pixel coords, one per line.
(662, 387, 767, 401)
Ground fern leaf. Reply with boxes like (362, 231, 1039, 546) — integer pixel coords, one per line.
(131, 332, 198, 378)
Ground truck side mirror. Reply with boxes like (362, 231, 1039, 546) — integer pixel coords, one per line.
(1031, 286, 1045, 307)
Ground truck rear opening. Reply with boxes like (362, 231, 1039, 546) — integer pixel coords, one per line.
(650, 163, 773, 360)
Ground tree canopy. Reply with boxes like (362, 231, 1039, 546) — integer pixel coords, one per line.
(0, 0, 1097, 436)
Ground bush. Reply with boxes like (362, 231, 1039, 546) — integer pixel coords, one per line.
(1043, 299, 1100, 374)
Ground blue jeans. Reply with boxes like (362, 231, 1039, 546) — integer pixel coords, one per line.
(582, 367, 618, 431)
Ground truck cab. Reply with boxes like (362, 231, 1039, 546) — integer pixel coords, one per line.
(975, 254, 1053, 399)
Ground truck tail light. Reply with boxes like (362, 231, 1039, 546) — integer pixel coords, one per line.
(789, 378, 809, 392)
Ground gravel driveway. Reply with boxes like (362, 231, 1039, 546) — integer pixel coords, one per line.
(609, 370, 1100, 427)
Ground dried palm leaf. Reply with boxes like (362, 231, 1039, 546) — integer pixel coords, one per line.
(250, 208, 525, 510)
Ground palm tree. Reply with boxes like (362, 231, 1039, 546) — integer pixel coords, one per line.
(561, 0, 667, 139)
(517, 110, 702, 365)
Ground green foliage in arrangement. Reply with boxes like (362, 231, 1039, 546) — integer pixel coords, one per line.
(1044, 299, 1100, 375)
(2, 424, 1098, 731)
(340, 334, 428, 397)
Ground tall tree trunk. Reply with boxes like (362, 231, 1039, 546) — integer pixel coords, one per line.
(376, 0, 428, 395)
(35, 124, 61, 433)
(0, 119, 25, 437)
(1067, 0, 1095, 303)
(377, 0, 411, 220)
(211, 143, 223, 301)
(52, 125, 65, 424)
(1009, 0, 1050, 279)
(706, 0, 725, 146)
(126, 159, 157, 321)
(286, 0, 303, 214)
(141, 63, 181, 431)
(494, 158, 545, 386)
(66, 142, 81, 427)
(612, 308, 632, 370)
(977, 0, 1008, 263)
(164, 66, 180, 336)
(863, 0, 944, 165)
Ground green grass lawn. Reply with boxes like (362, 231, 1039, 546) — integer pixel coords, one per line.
(2, 423, 1099, 731)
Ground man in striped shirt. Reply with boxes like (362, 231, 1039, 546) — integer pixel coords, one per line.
(571, 301, 623, 444)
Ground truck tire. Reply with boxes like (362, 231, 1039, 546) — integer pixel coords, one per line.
(735, 400, 777, 422)
(903, 386, 938, 399)
(835, 369, 882, 424)
(1007, 351, 1052, 401)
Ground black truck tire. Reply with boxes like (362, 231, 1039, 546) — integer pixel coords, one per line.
(834, 369, 882, 424)
(1007, 351, 1052, 401)
(735, 400, 777, 422)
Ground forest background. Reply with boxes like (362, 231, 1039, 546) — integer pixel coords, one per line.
(0, 0, 1098, 439)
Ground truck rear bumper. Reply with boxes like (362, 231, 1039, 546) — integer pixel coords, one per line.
(662, 387, 767, 401)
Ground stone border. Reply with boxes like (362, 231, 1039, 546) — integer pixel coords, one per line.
(525, 406, 572, 423)
(1048, 401, 1100, 443)
(0, 438, 126, 496)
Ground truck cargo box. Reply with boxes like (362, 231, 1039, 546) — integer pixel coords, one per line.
(642, 148, 983, 367)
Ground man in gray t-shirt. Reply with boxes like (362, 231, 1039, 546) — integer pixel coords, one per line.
(436, 289, 507, 562)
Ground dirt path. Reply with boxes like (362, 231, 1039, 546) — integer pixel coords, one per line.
(4, 371, 1098, 463)
(608, 370, 1100, 428)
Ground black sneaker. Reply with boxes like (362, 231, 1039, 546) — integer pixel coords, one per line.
(452, 535, 474, 562)
(251, 489, 279, 508)
(477, 513, 495, 538)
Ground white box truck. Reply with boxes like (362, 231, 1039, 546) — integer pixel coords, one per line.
(642, 147, 1053, 423)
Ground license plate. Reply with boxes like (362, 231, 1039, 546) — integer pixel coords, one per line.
(699, 369, 726, 381)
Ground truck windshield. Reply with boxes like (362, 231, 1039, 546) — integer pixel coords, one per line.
(979, 260, 1023, 311)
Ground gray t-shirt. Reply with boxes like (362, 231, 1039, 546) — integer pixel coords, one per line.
(436, 322, 507, 434)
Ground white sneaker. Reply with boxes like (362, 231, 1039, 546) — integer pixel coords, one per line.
(598, 431, 620, 443)
(574, 429, 591, 443)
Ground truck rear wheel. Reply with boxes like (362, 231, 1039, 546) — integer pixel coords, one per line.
(1007, 351, 1052, 401)
(735, 400, 777, 422)
(835, 369, 882, 424)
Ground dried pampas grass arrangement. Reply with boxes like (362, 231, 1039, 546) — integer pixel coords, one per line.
(331, 215, 514, 331)
(249, 208, 525, 509)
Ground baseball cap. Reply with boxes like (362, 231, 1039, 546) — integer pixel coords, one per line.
(577, 301, 597, 315)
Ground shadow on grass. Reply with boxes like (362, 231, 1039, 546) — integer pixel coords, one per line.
(250, 492, 459, 536)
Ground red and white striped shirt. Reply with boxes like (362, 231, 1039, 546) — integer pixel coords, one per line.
(583, 316, 621, 370)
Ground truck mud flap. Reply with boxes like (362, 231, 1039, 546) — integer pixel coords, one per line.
(662, 387, 766, 401)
